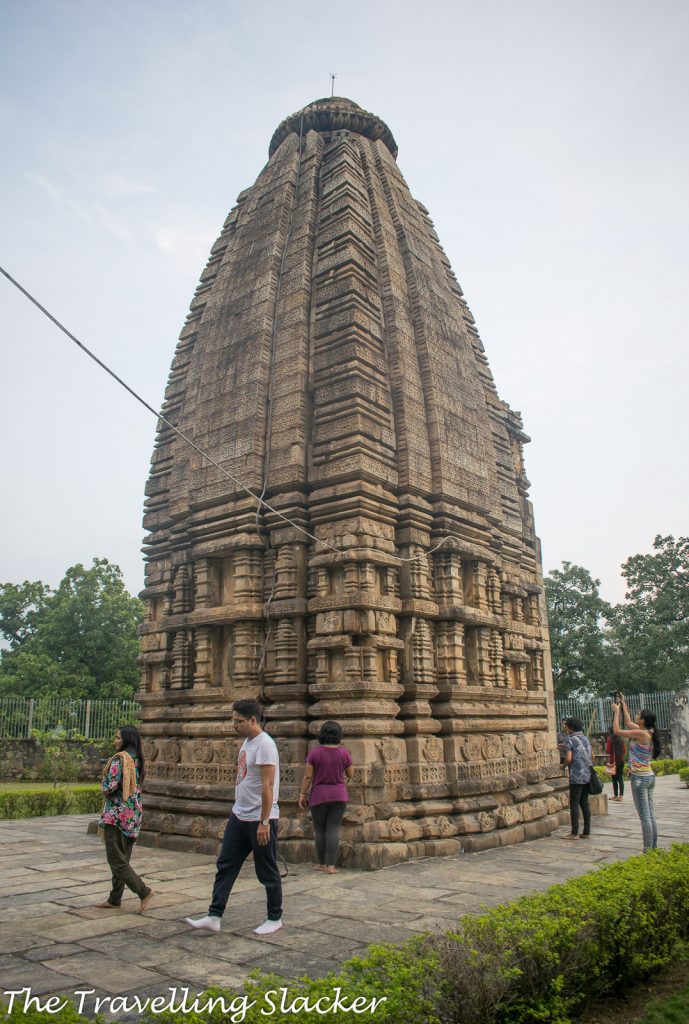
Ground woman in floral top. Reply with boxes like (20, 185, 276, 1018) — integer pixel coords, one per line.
(96, 725, 154, 912)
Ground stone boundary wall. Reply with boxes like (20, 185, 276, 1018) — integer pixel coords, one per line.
(0, 739, 107, 782)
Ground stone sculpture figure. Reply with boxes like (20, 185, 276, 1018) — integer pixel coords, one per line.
(138, 97, 568, 867)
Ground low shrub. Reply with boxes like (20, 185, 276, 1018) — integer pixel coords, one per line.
(679, 767, 689, 788)
(651, 759, 688, 776)
(594, 765, 630, 784)
(0, 785, 101, 819)
(427, 844, 689, 1024)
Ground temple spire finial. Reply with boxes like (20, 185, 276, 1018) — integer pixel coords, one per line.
(330, 72, 337, 97)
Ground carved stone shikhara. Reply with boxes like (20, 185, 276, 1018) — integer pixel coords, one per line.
(138, 97, 568, 867)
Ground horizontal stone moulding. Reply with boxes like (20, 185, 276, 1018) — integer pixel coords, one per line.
(432, 694, 550, 711)
(309, 548, 401, 568)
(261, 684, 310, 700)
(137, 651, 170, 665)
(263, 722, 310, 737)
(309, 682, 405, 700)
(264, 598, 309, 617)
(434, 716, 550, 732)
(190, 536, 267, 558)
(263, 702, 310, 719)
(307, 633, 405, 650)
(307, 717, 406, 736)
(308, 697, 402, 717)
(400, 599, 440, 616)
(503, 650, 532, 664)
(144, 778, 234, 800)
(308, 594, 403, 613)
(434, 605, 511, 627)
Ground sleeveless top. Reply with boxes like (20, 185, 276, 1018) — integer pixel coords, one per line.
(629, 738, 654, 776)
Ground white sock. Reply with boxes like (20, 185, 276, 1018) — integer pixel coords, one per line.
(185, 915, 221, 932)
(254, 918, 282, 935)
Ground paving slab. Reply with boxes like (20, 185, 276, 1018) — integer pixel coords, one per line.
(153, 955, 249, 990)
(0, 954, 80, 997)
(44, 952, 165, 994)
(0, 775, 687, 1009)
(24, 943, 86, 962)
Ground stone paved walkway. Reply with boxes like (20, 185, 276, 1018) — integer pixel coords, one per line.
(1, 777, 687, 1015)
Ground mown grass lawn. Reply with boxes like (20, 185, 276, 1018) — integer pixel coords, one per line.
(586, 946, 689, 1024)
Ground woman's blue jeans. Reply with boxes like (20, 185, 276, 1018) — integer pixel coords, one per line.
(631, 774, 657, 851)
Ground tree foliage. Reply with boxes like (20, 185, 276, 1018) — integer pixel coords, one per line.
(0, 580, 51, 648)
(546, 536, 689, 697)
(611, 534, 689, 693)
(0, 559, 143, 700)
(544, 562, 613, 698)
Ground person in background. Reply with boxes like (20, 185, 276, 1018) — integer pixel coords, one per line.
(613, 695, 660, 851)
(298, 720, 353, 873)
(605, 725, 626, 801)
(561, 717, 594, 841)
(96, 724, 154, 912)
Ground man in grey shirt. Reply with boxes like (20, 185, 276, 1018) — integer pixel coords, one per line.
(185, 699, 282, 934)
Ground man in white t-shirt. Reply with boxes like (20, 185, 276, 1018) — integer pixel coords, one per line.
(185, 699, 282, 934)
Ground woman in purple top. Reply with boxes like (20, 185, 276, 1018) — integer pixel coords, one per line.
(298, 721, 353, 873)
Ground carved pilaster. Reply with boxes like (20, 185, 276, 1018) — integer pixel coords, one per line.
(172, 565, 193, 614)
(234, 550, 263, 602)
(193, 558, 214, 608)
(435, 620, 466, 692)
(194, 627, 214, 686)
(487, 569, 503, 615)
(434, 549, 462, 602)
(170, 630, 193, 689)
(231, 622, 263, 690)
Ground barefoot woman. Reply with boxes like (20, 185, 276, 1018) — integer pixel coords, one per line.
(97, 724, 154, 911)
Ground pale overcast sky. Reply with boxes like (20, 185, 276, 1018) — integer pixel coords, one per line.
(1, 0, 687, 605)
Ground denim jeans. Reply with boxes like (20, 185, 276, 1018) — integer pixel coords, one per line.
(631, 774, 657, 851)
(612, 762, 625, 798)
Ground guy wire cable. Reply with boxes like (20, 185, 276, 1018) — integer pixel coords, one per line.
(0, 264, 451, 564)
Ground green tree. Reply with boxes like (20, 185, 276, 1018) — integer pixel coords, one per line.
(544, 562, 613, 698)
(610, 535, 689, 692)
(0, 559, 144, 700)
(0, 580, 51, 648)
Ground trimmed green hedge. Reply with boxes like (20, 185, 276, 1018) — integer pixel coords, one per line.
(651, 759, 688, 776)
(426, 845, 689, 1023)
(679, 767, 689, 788)
(2, 846, 688, 1024)
(594, 760, 688, 785)
(0, 785, 101, 819)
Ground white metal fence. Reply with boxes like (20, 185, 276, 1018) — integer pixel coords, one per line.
(0, 697, 141, 740)
(555, 692, 673, 732)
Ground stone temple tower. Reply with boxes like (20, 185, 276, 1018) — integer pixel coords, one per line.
(138, 97, 568, 867)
